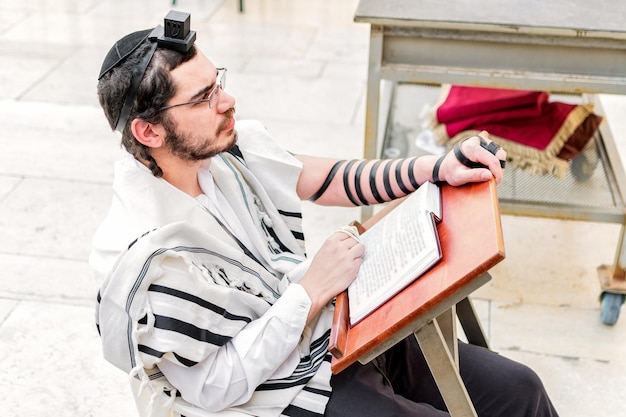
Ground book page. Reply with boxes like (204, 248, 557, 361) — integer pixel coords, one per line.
(348, 182, 442, 324)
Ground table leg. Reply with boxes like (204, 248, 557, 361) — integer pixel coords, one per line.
(364, 24, 383, 161)
(414, 319, 477, 417)
(456, 297, 490, 349)
(361, 25, 384, 221)
(435, 306, 458, 365)
(597, 237, 626, 325)
(600, 224, 626, 291)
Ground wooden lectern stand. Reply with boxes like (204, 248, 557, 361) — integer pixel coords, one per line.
(329, 179, 505, 417)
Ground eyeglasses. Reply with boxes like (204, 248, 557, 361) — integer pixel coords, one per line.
(158, 68, 227, 112)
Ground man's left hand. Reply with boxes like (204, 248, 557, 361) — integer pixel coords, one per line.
(435, 131, 506, 186)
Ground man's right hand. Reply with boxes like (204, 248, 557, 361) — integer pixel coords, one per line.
(299, 231, 365, 323)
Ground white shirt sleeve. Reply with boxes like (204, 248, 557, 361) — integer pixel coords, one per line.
(157, 283, 312, 411)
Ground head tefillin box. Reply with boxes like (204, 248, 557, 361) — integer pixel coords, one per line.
(158, 10, 196, 53)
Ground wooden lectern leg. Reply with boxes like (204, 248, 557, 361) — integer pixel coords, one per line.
(414, 319, 478, 417)
(456, 296, 490, 349)
(435, 306, 458, 365)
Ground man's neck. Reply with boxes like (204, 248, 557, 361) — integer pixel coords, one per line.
(162, 168, 203, 197)
(146, 154, 207, 197)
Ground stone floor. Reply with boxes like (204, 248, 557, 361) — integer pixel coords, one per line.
(1, 0, 625, 415)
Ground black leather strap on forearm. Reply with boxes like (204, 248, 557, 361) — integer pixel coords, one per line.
(432, 155, 445, 183)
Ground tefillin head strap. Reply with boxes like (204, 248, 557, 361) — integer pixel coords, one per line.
(113, 28, 161, 132)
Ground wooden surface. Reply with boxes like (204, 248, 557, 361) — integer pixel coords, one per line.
(330, 179, 505, 374)
(354, 0, 626, 36)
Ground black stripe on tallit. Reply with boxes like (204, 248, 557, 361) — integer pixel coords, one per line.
(276, 210, 305, 241)
(148, 284, 252, 323)
(277, 209, 302, 219)
(302, 385, 332, 398)
(138, 344, 165, 358)
(138, 344, 198, 367)
(281, 404, 323, 417)
(152, 314, 232, 347)
(265, 225, 295, 253)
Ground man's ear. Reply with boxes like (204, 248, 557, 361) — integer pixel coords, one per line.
(131, 118, 165, 148)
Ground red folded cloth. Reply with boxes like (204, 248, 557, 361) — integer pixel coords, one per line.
(436, 87, 548, 124)
(432, 85, 603, 177)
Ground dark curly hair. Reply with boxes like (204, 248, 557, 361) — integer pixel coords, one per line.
(97, 40, 197, 176)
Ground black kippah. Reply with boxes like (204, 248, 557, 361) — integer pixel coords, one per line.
(98, 28, 153, 80)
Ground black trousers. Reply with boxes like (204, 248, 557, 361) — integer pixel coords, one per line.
(326, 337, 558, 417)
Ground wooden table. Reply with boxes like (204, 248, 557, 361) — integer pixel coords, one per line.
(330, 180, 505, 416)
(355, 0, 626, 324)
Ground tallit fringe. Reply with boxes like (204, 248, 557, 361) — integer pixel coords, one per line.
(129, 364, 181, 417)
(129, 317, 178, 417)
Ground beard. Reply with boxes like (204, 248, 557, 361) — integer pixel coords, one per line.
(162, 108, 237, 161)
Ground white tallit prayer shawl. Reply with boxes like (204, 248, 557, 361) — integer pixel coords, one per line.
(94, 121, 334, 417)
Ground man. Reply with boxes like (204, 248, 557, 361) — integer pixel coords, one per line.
(92, 11, 558, 417)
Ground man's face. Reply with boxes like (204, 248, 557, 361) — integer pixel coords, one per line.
(159, 50, 237, 161)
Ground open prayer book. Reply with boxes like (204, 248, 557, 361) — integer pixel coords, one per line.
(348, 181, 442, 324)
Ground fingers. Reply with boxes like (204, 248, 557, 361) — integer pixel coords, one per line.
(333, 231, 366, 258)
(477, 131, 507, 168)
(301, 232, 366, 317)
(307, 232, 365, 293)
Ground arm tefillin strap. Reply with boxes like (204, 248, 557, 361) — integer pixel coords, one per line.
(354, 161, 369, 205)
(341, 160, 361, 206)
(383, 161, 398, 200)
(431, 155, 445, 183)
(309, 140, 505, 204)
(309, 158, 422, 205)
(407, 158, 419, 189)
(394, 159, 412, 194)
(454, 137, 506, 170)
(482, 139, 502, 157)
(368, 161, 386, 204)
(307, 160, 344, 202)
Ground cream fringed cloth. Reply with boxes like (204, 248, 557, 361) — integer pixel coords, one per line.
(429, 85, 603, 178)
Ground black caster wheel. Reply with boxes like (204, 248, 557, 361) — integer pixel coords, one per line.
(600, 292, 625, 325)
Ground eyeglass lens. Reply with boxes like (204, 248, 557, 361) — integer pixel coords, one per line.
(209, 69, 226, 108)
